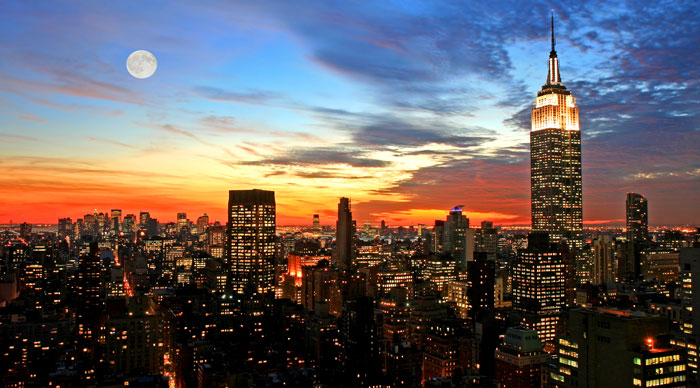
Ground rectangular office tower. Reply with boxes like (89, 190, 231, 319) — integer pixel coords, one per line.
(530, 16, 583, 251)
(512, 233, 565, 344)
(550, 308, 686, 388)
(227, 189, 276, 295)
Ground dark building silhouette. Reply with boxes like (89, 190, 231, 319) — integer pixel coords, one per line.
(432, 220, 445, 254)
(550, 308, 686, 387)
(444, 206, 469, 268)
(334, 197, 354, 269)
(75, 241, 103, 340)
(494, 327, 549, 388)
(621, 192, 649, 279)
(339, 297, 383, 387)
(467, 252, 495, 318)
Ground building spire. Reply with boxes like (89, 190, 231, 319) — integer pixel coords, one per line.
(551, 11, 556, 54)
(546, 11, 561, 86)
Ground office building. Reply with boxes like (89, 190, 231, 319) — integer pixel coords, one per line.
(226, 189, 276, 295)
(550, 308, 686, 388)
(530, 15, 583, 252)
(672, 248, 700, 387)
(512, 233, 565, 344)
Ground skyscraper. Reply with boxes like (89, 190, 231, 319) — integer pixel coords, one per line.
(227, 189, 276, 295)
(444, 205, 469, 268)
(111, 209, 122, 233)
(313, 214, 320, 230)
(530, 15, 583, 251)
(621, 192, 650, 280)
(592, 234, 614, 283)
(512, 233, 565, 344)
(626, 192, 649, 245)
(334, 197, 354, 269)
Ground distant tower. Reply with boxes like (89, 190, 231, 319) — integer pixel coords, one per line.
(432, 220, 445, 253)
(227, 189, 276, 295)
(313, 214, 320, 230)
(177, 212, 188, 232)
(620, 192, 649, 280)
(592, 235, 614, 283)
(444, 205, 469, 268)
(334, 198, 354, 269)
(530, 13, 583, 252)
(626, 193, 649, 245)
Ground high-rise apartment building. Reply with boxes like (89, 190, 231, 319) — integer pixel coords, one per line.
(530, 16, 582, 252)
(334, 197, 354, 269)
(226, 189, 276, 295)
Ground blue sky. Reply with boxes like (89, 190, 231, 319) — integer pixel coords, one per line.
(0, 0, 698, 225)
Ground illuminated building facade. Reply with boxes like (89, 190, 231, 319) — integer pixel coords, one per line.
(550, 308, 686, 388)
(512, 233, 565, 344)
(226, 189, 276, 295)
(110, 209, 122, 234)
(641, 250, 680, 282)
(671, 248, 700, 386)
(99, 296, 165, 375)
(530, 16, 582, 251)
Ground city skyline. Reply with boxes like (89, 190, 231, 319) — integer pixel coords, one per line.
(2, 3, 699, 386)
(1, 2, 699, 226)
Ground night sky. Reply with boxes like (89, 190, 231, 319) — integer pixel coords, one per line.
(1, 1, 698, 226)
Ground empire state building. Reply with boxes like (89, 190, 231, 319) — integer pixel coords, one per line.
(530, 15, 583, 251)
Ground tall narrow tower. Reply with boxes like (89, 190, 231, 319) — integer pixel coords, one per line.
(335, 197, 354, 269)
(530, 14, 583, 252)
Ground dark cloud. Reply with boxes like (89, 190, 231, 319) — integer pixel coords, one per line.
(243, 147, 391, 168)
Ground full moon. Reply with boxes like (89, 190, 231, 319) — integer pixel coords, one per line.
(126, 50, 157, 79)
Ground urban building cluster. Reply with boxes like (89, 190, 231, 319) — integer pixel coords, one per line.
(1, 18, 699, 388)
